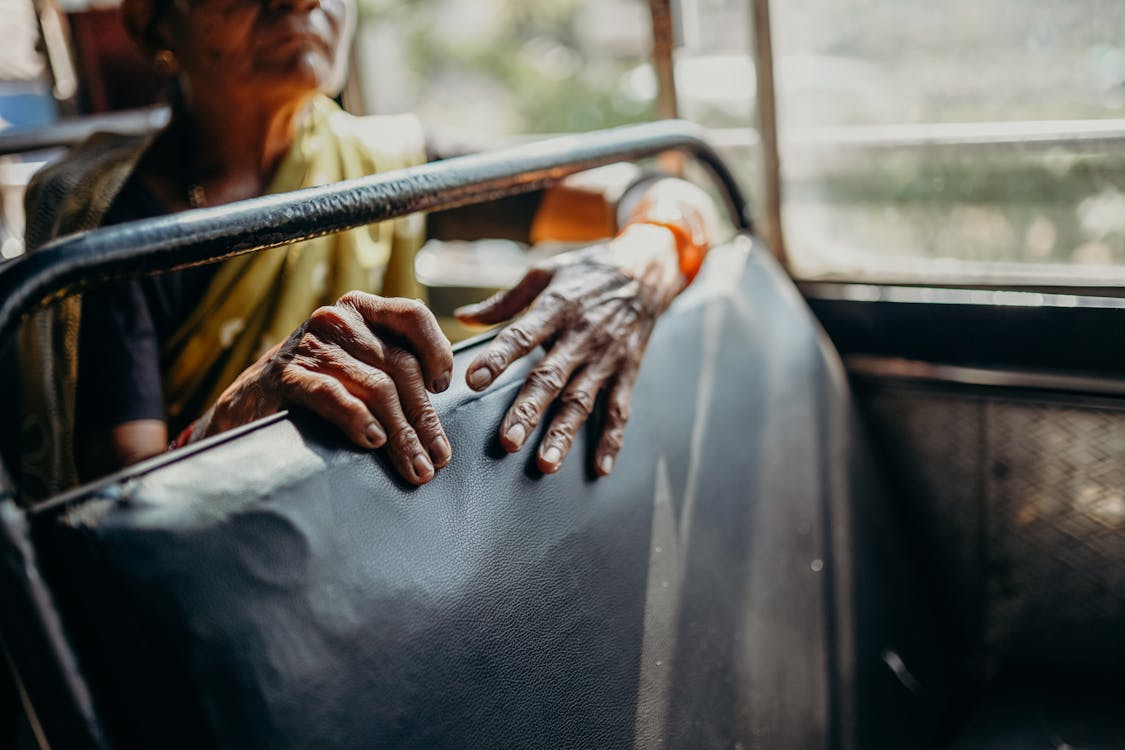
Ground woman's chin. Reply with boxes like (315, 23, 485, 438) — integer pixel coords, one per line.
(252, 56, 336, 101)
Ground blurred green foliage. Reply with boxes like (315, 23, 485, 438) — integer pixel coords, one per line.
(357, 0, 652, 132)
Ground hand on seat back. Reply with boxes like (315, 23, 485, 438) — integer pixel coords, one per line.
(455, 223, 684, 476)
(204, 292, 454, 486)
(197, 179, 713, 486)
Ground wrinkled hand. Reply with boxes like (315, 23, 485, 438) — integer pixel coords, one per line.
(455, 225, 683, 476)
(208, 292, 454, 485)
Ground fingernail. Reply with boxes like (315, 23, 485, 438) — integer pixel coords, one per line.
(412, 452, 434, 482)
(366, 422, 386, 447)
(468, 367, 491, 390)
(430, 435, 451, 466)
(432, 369, 451, 393)
(599, 454, 615, 475)
(542, 445, 562, 468)
(505, 423, 527, 449)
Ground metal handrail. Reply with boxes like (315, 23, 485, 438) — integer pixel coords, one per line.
(0, 107, 170, 157)
(0, 119, 752, 500)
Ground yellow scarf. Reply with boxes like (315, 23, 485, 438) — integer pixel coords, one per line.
(161, 96, 426, 424)
(19, 95, 426, 501)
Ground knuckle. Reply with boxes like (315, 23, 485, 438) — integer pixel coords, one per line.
(510, 400, 540, 427)
(602, 427, 625, 452)
(539, 289, 570, 311)
(384, 347, 422, 379)
(390, 297, 429, 320)
(306, 376, 347, 408)
(561, 388, 596, 415)
(499, 324, 536, 353)
(544, 426, 575, 447)
(362, 370, 396, 400)
(608, 400, 631, 425)
(527, 362, 568, 394)
(295, 331, 330, 360)
(412, 408, 442, 436)
(308, 305, 348, 333)
(535, 290, 571, 314)
(388, 425, 419, 453)
(337, 290, 372, 309)
(484, 349, 512, 374)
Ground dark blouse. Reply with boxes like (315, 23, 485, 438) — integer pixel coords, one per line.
(75, 180, 216, 436)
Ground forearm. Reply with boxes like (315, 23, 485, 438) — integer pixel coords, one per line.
(428, 163, 651, 245)
(426, 191, 543, 243)
(426, 150, 722, 261)
(76, 420, 168, 481)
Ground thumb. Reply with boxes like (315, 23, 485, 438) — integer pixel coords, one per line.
(455, 265, 555, 326)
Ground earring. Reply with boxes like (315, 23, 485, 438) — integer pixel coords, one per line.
(153, 49, 179, 76)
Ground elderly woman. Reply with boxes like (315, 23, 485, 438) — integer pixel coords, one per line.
(20, 0, 720, 497)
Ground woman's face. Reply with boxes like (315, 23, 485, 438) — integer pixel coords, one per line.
(156, 0, 354, 104)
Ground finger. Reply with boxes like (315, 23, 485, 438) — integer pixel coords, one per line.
(321, 354, 437, 486)
(464, 294, 568, 391)
(378, 343, 451, 469)
(497, 336, 584, 453)
(536, 360, 615, 474)
(454, 265, 555, 326)
(314, 323, 451, 470)
(280, 365, 389, 452)
(594, 361, 640, 477)
(336, 293, 454, 393)
(297, 348, 436, 488)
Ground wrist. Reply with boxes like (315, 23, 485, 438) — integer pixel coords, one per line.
(620, 182, 713, 285)
(606, 224, 685, 305)
(169, 407, 215, 450)
(212, 385, 279, 436)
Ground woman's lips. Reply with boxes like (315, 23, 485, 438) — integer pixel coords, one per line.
(253, 7, 342, 63)
(267, 7, 338, 43)
(266, 25, 334, 56)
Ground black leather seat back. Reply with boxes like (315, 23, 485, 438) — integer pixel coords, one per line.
(27, 239, 944, 749)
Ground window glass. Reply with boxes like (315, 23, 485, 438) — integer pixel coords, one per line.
(353, 0, 656, 135)
(772, 0, 1125, 283)
(353, 0, 760, 225)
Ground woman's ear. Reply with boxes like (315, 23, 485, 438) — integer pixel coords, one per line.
(119, 0, 172, 63)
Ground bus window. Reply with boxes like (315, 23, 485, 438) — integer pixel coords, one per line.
(770, 0, 1125, 285)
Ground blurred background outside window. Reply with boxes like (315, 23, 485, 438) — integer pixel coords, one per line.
(770, 0, 1125, 283)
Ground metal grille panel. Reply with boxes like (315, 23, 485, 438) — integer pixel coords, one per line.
(863, 387, 1125, 680)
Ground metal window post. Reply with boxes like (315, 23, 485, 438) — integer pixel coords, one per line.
(647, 0, 687, 177)
(750, 0, 786, 265)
